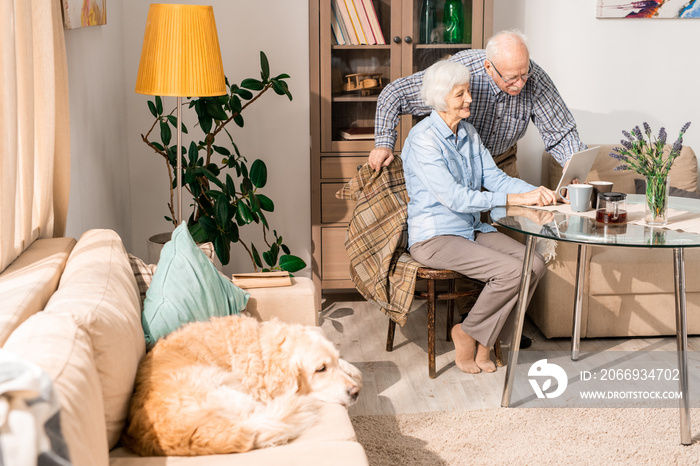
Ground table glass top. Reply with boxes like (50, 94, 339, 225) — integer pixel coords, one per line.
(492, 194, 700, 248)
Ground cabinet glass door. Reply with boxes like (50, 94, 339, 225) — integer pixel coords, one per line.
(320, 0, 400, 153)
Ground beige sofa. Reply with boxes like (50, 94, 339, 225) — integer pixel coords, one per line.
(0, 229, 367, 466)
(526, 144, 700, 339)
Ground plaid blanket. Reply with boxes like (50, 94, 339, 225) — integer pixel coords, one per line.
(336, 156, 421, 326)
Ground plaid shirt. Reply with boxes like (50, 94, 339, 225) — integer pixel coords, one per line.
(374, 49, 586, 166)
(336, 156, 421, 326)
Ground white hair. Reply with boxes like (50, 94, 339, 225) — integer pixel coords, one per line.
(420, 59, 471, 112)
(485, 29, 529, 62)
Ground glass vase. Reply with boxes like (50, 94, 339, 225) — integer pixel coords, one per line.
(644, 174, 670, 226)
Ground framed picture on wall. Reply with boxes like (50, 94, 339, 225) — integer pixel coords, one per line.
(62, 0, 107, 29)
(596, 0, 699, 18)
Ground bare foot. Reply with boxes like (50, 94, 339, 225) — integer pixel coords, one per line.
(475, 344, 497, 373)
(451, 325, 480, 374)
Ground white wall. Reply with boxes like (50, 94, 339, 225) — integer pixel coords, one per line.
(64, 3, 132, 247)
(493, 0, 700, 186)
(122, 0, 311, 277)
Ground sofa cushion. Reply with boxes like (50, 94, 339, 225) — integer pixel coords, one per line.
(110, 403, 367, 465)
(43, 229, 145, 450)
(548, 145, 698, 194)
(128, 242, 216, 307)
(142, 222, 249, 349)
(4, 312, 110, 466)
(0, 237, 76, 346)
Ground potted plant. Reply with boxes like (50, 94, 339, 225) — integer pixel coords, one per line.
(141, 51, 305, 273)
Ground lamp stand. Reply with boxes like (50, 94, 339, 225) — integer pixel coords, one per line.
(176, 96, 182, 224)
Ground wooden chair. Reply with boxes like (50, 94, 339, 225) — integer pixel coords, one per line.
(386, 267, 504, 378)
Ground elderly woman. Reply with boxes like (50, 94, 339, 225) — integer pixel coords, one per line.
(403, 59, 556, 374)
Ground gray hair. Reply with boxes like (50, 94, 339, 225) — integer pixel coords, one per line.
(485, 29, 529, 62)
(420, 59, 471, 112)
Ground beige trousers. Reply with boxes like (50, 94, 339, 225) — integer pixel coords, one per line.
(409, 232, 545, 348)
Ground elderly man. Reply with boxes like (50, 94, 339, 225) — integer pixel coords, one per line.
(368, 29, 586, 178)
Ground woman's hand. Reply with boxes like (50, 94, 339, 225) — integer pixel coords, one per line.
(507, 186, 557, 207)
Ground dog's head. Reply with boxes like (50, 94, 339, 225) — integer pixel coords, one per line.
(262, 321, 362, 406)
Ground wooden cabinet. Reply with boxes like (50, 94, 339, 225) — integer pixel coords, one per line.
(309, 0, 493, 292)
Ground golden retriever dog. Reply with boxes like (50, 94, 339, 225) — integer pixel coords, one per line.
(122, 314, 361, 456)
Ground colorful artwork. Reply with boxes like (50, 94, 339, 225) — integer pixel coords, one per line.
(62, 0, 107, 29)
(597, 0, 699, 18)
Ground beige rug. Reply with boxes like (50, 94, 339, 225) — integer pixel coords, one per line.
(351, 408, 700, 465)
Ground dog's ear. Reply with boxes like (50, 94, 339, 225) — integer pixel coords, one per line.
(260, 322, 306, 397)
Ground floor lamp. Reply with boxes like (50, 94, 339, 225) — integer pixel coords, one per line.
(135, 4, 226, 225)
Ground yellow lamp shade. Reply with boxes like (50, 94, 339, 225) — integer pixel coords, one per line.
(135, 4, 226, 97)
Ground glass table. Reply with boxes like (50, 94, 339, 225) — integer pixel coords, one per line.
(492, 194, 700, 445)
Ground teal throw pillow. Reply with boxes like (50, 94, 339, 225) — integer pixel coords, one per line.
(142, 222, 249, 349)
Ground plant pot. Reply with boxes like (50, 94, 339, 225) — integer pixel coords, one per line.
(645, 175, 670, 226)
(147, 232, 171, 264)
(146, 232, 223, 270)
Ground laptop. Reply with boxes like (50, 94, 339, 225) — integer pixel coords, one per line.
(554, 146, 601, 201)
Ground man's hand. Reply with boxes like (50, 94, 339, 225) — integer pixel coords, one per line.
(507, 186, 557, 207)
(368, 147, 394, 172)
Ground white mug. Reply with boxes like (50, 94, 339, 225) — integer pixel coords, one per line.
(558, 184, 593, 212)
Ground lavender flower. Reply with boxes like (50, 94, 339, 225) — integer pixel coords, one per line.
(609, 121, 692, 178)
(658, 127, 667, 145)
(633, 125, 643, 139)
(609, 151, 627, 161)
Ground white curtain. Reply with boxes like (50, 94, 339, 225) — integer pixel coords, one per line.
(0, 0, 70, 272)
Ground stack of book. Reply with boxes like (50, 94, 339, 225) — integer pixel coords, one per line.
(332, 0, 385, 45)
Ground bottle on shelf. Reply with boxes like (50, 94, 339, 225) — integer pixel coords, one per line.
(419, 0, 438, 44)
(443, 0, 464, 44)
(463, 0, 472, 44)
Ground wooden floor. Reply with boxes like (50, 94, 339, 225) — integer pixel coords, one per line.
(319, 292, 700, 416)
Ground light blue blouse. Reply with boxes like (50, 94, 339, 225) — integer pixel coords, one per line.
(403, 111, 536, 248)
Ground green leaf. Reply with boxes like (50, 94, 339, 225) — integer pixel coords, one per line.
(167, 115, 188, 134)
(237, 202, 254, 224)
(279, 255, 306, 273)
(241, 78, 264, 91)
(189, 222, 207, 243)
(269, 242, 279, 265)
(225, 174, 236, 196)
(235, 89, 252, 100)
(148, 100, 158, 118)
(155, 96, 163, 114)
(215, 198, 230, 225)
(188, 141, 199, 164)
(206, 100, 228, 121)
(230, 95, 243, 113)
(275, 73, 290, 80)
(233, 114, 244, 127)
(260, 51, 270, 81)
(199, 215, 218, 235)
(200, 114, 213, 134)
(281, 243, 291, 255)
(250, 159, 268, 188)
(257, 194, 274, 211)
(160, 120, 171, 145)
(251, 244, 262, 268)
(202, 169, 225, 189)
(225, 223, 239, 243)
(240, 178, 253, 195)
(263, 250, 273, 267)
(152, 142, 164, 151)
(214, 234, 230, 266)
(213, 145, 231, 156)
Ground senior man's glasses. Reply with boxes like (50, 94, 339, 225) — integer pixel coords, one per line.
(490, 61, 532, 84)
